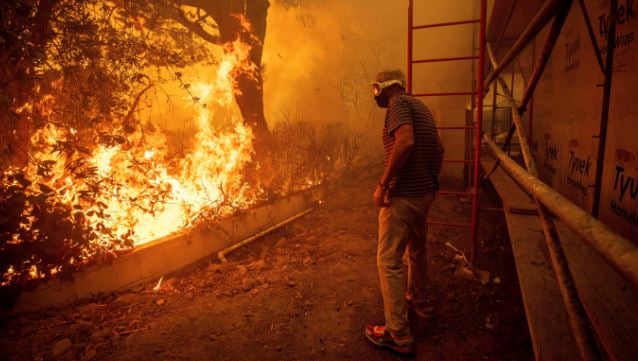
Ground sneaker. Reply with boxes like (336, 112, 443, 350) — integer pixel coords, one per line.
(364, 325, 414, 354)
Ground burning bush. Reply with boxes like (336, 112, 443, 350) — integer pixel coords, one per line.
(0, 81, 261, 293)
(0, 0, 364, 302)
(0, 0, 257, 294)
(0, 169, 127, 278)
(0, 168, 126, 306)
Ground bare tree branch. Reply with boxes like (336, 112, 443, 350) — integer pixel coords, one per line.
(123, 83, 154, 126)
(156, 1, 221, 45)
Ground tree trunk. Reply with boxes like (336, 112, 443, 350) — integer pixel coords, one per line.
(232, 0, 271, 153)
(177, 0, 272, 153)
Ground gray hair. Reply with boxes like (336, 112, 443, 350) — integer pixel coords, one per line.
(376, 69, 406, 86)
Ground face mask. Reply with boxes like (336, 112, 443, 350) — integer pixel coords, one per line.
(374, 91, 389, 108)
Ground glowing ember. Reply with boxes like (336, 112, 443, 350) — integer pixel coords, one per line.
(153, 277, 163, 292)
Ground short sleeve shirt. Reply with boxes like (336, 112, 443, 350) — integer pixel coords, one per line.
(383, 94, 442, 197)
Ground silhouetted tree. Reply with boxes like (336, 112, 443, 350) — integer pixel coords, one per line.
(0, 0, 273, 170)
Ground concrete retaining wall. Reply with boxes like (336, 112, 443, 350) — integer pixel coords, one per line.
(14, 187, 325, 313)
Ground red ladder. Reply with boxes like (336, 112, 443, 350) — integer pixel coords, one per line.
(407, 0, 487, 263)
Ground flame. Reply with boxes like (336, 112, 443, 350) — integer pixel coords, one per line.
(24, 37, 259, 248)
(233, 13, 253, 34)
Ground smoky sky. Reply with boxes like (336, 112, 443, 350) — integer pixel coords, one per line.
(148, 0, 488, 142)
(263, 0, 406, 132)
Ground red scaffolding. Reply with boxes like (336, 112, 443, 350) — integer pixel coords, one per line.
(407, 0, 487, 263)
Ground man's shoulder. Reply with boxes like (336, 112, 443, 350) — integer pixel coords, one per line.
(392, 94, 412, 105)
(392, 94, 429, 109)
(388, 94, 413, 113)
(388, 94, 432, 122)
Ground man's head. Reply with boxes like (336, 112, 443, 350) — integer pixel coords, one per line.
(372, 69, 406, 108)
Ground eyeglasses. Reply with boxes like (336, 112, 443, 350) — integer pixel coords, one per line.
(371, 79, 403, 96)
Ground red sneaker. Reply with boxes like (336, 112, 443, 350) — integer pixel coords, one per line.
(364, 325, 414, 354)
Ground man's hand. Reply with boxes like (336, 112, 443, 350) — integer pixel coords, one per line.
(374, 184, 390, 207)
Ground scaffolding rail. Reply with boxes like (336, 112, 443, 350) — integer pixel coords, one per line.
(479, 0, 638, 359)
(411, 0, 638, 359)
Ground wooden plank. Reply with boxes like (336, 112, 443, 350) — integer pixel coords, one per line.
(556, 221, 638, 360)
(480, 154, 537, 214)
(505, 214, 579, 361)
(482, 152, 579, 361)
(483, 150, 638, 359)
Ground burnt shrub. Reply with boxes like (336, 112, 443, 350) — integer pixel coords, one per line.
(258, 121, 365, 196)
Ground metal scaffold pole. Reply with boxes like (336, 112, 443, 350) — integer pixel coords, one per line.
(486, 39, 601, 360)
(407, 0, 413, 94)
(470, 0, 487, 264)
(592, 0, 618, 218)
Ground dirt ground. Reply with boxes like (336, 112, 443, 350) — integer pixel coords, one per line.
(0, 166, 532, 361)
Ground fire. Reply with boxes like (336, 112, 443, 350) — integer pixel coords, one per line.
(24, 38, 259, 248)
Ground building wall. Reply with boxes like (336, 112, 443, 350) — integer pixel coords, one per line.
(531, 0, 638, 241)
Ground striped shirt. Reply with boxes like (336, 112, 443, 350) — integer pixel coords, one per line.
(383, 94, 442, 197)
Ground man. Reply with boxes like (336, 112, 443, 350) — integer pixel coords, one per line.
(364, 69, 443, 354)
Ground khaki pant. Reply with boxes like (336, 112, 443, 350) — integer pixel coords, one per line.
(377, 193, 435, 336)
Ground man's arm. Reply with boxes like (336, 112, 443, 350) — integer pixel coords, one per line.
(380, 124, 415, 186)
(374, 124, 414, 207)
